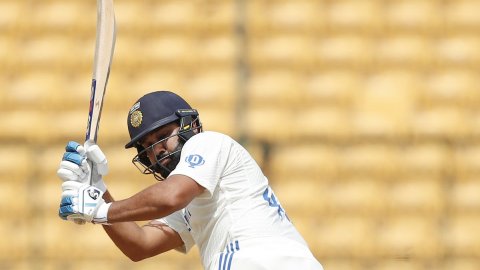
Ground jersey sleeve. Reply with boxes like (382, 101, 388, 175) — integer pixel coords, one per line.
(154, 211, 195, 253)
(170, 132, 229, 197)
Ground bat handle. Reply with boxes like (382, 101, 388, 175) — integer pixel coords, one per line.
(85, 139, 96, 186)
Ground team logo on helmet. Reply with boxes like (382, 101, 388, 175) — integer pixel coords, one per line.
(130, 110, 143, 128)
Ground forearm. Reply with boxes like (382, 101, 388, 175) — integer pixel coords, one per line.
(94, 176, 201, 260)
(105, 175, 203, 223)
(103, 220, 151, 261)
(106, 182, 181, 223)
(101, 190, 152, 261)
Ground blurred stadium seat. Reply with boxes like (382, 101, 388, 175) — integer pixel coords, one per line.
(436, 36, 480, 67)
(19, 33, 93, 69)
(0, 179, 29, 217)
(371, 260, 430, 270)
(247, 69, 303, 106)
(147, 1, 197, 30)
(142, 35, 196, 65)
(315, 34, 374, 68)
(314, 215, 376, 258)
(421, 69, 480, 108)
(444, 214, 480, 257)
(386, 177, 444, 215)
(442, 258, 480, 270)
(0, 219, 29, 261)
(445, 0, 480, 31)
(326, 0, 383, 33)
(245, 107, 293, 142)
(319, 259, 364, 270)
(273, 179, 328, 215)
(412, 107, 471, 140)
(325, 177, 386, 215)
(450, 177, 480, 212)
(351, 76, 417, 139)
(375, 34, 435, 68)
(401, 143, 452, 177)
(0, 110, 44, 142)
(270, 144, 340, 179)
(246, 0, 325, 33)
(249, 33, 315, 68)
(294, 106, 352, 141)
(183, 69, 237, 108)
(338, 143, 401, 178)
(27, 0, 93, 33)
(197, 107, 237, 136)
(42, 218, 121, 260)
(303, 69, 360, 106)
(454, 144, 480, 177)
(195, 34, 237, 65)
(0, 0, 25, 32)
(375, 216, 443, 259)
(0, 35, 18, 72)
(384, 0, 442, 33)
(114, 1, 149, 34)
(0, 145, 31, 181)
(5, 71, 63, 109)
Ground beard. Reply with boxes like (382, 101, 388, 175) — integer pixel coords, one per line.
(153, 140, 184, 179)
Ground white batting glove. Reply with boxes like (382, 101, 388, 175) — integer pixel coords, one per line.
(57, 141, 107, 192)
(58, 181, 111, 224)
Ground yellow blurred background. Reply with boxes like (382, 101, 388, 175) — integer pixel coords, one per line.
(1, 0, 480, 269)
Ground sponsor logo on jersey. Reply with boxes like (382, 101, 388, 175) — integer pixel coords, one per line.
(185, 154, 205, 168)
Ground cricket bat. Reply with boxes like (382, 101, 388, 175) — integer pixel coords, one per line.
(72, 0, 115, 225)
(85, 0, 116, 147)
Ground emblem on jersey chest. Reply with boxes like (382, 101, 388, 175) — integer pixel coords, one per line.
(185, 154, 205, 168)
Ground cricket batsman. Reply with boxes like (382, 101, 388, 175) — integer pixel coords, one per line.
(57, 91, 323, 269)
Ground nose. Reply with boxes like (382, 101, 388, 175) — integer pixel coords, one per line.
(147, 143, 166, 163)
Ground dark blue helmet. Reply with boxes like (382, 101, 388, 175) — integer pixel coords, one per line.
(126, 91, 202, 180)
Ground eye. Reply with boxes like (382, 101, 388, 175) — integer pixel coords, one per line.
(156, 132, 169, 142)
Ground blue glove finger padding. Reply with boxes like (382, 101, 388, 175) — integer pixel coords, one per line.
(66, 141, 81, 153)
(59, 196, 75, 220)
(62, 152, 84, 166)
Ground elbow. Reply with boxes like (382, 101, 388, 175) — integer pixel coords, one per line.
(124, 250, 147, 262)
(128, 255, 143, 262)
(126, 250, 156, 262)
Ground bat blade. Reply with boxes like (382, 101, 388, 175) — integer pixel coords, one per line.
(85, 0, 116, 145)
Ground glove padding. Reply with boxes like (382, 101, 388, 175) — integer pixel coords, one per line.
(57, 141, 108, 192)
(59, 181, 111, 224)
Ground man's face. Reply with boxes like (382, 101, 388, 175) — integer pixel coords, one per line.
(139, 122, 183, 179)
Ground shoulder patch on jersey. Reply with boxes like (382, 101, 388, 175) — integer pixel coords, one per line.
(185, 154, 205, 168)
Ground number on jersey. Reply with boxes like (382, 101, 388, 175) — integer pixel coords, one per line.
(263, 186, 289, 221)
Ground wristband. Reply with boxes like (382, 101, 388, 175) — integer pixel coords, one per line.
(93, 202, 112, 225)
(96, 179, 107, 193)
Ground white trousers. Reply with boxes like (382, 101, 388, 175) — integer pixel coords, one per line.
(209, 237, 323, 270)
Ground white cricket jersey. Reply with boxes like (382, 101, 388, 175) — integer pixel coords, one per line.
(156, 131, 322, 270)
